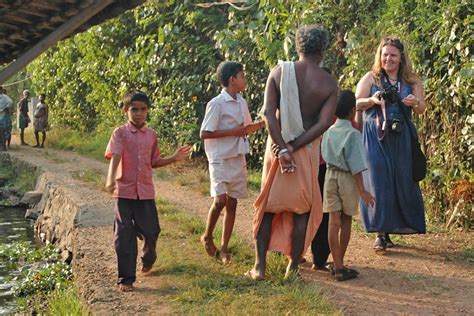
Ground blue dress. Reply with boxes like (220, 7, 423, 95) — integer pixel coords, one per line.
(360, 77, 426, 234)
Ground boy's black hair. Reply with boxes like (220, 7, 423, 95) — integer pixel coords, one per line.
(216, 61, 243, 87)
(122, 89, 151, 109)
(335, 90, 356, 119)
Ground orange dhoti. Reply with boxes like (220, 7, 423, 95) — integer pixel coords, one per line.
(253, 137, 323, 256)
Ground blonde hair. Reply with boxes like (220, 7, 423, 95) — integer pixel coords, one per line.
(371, 36, 419, 85)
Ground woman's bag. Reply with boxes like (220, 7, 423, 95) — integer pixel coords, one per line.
(411, 134, 427, 181)
(396, 101, 427, 181)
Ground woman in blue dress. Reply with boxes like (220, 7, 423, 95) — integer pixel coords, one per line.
(355, 37, 426, 253)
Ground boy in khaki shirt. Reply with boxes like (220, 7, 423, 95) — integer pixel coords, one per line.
(322, 90, 375, 281)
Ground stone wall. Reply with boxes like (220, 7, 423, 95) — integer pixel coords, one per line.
(3, 153, 108, 263)
(33, 173, 80, 262)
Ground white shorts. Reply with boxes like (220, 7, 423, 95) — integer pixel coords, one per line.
(209, 155, 248, 199)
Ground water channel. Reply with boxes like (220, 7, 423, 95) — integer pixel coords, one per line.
(0, 207, 34, 315)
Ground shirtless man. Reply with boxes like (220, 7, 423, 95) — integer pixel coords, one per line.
(248, 25, 337, 280)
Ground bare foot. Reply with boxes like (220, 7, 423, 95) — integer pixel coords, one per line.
(118, 284, 133, 292)
(140, 265, 153, 276)
(217, 250, 231, 264)
(200, 235, 217, 257)
(244, 269, 264, 281)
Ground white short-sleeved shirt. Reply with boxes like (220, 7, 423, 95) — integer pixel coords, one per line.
(200, 90, 252, 162)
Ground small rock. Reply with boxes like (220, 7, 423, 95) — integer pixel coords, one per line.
(61, 249, 73, 263)
(20, 191, 43, 205)
(25, 208, 39, 220)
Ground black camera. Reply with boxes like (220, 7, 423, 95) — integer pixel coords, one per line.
(377, 86, 399, 104)
(389, 118, 403, 133)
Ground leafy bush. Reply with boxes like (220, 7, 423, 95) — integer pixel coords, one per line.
(27, 0, 472, 228)
(0, 242, 73, 303)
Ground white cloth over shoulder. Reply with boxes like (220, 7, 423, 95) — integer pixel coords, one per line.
(278, 60, 305, 143)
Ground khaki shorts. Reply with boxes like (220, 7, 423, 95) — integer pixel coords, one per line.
(209, 155, 248, 199)
(323, 168, 359, 216)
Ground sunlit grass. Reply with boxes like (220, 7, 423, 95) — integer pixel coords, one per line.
(46, 286, 87, 315)
(155, 197, 338, 315)
(46, 128, 112, 161)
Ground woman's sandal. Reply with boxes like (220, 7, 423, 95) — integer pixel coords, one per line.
(373, 236, 387, 253)
(334, 268, 358, 282)
(385, 233, 395, 248)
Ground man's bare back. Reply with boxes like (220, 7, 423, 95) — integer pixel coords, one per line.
(266, 59, 337, 152)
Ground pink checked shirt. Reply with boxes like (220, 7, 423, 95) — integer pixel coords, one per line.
(105, 122, 160, 200)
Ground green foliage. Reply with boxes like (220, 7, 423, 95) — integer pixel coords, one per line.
(27, 0, 472, 228)
(0, 242, 79, 313)
(0, 162, 37, 195)
(14, 261, 72, 296)
(0, 242, 57, 264)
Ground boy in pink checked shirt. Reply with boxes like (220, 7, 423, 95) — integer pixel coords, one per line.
(105, 90, 191, 292)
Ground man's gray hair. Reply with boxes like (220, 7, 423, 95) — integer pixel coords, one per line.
(295, 25, 329, 55)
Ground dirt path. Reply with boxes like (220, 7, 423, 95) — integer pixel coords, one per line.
(7, 140, 473, 315)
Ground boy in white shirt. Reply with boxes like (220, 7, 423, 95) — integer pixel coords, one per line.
(200, 61, 264, 263)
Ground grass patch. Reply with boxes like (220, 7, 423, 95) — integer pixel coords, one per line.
(46, 286, 87, 315)
(352, 217, 370, 238)
(71, 169, 105, 191)
(154, 198, 338, 315)
(247, 169, 262, 192)
(0, 161, 37, 194)
(462, 248, 474, 264)
(46, 128, 112, 161)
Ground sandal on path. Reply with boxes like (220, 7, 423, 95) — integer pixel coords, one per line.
(311, 264, 330, 272)
(335, 268, 358, 282)
(325, 262, 335, 275)
(373, 236, 387, 253)
(326, 263, 359, 276)
(244, 269, 265, 281)
(200, 235, 217, 257)
(385, 233, 395, 248)
(118, 284, 134, 292)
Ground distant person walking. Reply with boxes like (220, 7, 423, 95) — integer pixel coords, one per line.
(18, 89, 31, 146)
(0, 86, 13, 151)
(33, 93, 48, 148)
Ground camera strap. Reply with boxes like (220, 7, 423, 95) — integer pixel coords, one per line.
(376, 71, 403, 140)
